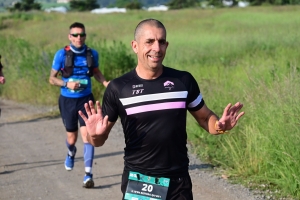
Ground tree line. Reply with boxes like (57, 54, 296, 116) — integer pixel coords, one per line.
(7, 0, 300, 12)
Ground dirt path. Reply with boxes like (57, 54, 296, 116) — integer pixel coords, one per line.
(0, 99, 261, 200)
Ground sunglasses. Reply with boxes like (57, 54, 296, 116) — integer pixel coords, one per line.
(70, 33, 86, 37)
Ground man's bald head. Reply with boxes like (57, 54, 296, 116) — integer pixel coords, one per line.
(134, 19, 166, 41)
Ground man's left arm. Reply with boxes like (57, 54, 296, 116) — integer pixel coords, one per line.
(190, 104, 220, 135)
(93, 68, 109, 87)
(190, 102, 245, 135)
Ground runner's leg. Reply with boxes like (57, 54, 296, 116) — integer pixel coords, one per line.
(78, 94, 95, 188)
(59, 95, 79, 170)
(166, 174, 193, 200)
(80, 126, 94, 174)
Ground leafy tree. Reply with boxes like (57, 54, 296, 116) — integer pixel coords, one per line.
(108, 0, 142, 8)
(167, 0, 199, 9)
(8, 0, 41, 12)
(248, 0, 300, 5)
(93, 0, 169, 8)
(70, 0, 100, 11)
(125, 0, 142, 9)
(114, 0, 128, 7)
(207, 0, 300, 6)
(207, 0, 228, 7)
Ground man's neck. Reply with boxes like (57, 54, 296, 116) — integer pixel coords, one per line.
(70, 44, 86, 54)
(135, 65, 163, 80)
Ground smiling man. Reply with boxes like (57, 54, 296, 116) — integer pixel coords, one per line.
(79, 19, 245, 199)
(49, 22, 109, 188)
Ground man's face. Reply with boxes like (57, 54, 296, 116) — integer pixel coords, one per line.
(68, 27, 86, 48)
(131, 25, 168, 71)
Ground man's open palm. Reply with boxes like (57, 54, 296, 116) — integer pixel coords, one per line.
(79, 100, 108, 138)
(217, 102, 245, 131)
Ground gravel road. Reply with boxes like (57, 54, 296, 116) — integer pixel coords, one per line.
(0, 99, 263, 200)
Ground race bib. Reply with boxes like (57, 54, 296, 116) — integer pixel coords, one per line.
(124, 171, 170, 200)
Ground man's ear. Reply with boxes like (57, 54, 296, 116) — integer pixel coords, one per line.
(131, 40, 138, 54)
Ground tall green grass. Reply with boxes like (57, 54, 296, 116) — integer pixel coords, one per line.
(1, 6, 300, 199)
(0, 35, 135, 104)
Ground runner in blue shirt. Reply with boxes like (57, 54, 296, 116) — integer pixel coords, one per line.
(79, 19, 245, 199)
(49, 22, 109, 188)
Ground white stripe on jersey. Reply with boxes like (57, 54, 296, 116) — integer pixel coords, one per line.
(126, 101, 186, 115)
(119, 91, 188, 106)
(188, 93, 203, 108)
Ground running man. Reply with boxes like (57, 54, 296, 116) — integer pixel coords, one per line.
(79, 19, 245, 199)
(49, 22, 109, 188)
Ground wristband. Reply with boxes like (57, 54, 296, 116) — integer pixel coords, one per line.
(63, 81, 67, 88)
(215, 121, 229, 134)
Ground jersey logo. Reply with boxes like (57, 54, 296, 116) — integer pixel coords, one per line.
(164, 80, 174, 90)
(132, 84, 144, 95)
(132, 84, 143, 89)
(132, 89, 144, 95)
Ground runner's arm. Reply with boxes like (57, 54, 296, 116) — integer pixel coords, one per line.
(87, 121, 115, 147)
(79, 100, 115, 147)
(190, 102, 245, 135)
(190, 104, 220, 135)
(93, 68, 109, 87)
(49, 69, 66, 87)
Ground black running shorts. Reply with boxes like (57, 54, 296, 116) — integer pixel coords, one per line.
(59, 93, 95, 132)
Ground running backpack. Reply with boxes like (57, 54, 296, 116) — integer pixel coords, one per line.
(61, 45, 94, 78)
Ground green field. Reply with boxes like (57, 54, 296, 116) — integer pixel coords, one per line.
(1, 6, 300, 199)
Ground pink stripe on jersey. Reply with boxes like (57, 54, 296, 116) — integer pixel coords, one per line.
(125, 101, 186, 115)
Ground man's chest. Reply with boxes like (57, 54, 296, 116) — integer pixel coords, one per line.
(118, 78, 188, 116)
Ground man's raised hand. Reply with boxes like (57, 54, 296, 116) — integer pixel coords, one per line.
(217, 102, 245, 131)
(78, 100, 109, 139)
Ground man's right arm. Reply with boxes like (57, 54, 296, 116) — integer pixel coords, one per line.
(87, 121, 115, 147)
(49, 69, 66, 87)
(49, 50, 67, 87)
(79, 100, 116, 147)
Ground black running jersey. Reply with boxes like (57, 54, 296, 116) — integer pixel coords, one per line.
(102, 66, 205, 177)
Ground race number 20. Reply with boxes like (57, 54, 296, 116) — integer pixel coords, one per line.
(124, 171, 170, 200)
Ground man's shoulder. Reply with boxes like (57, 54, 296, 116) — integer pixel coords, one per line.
(163, 66, 193, 78)
(56, 48, 66, 53)
(54, 48, 67, 56)
(85, 47, 98, 57)
(107, 70, 135, 89)
(84, 45, 97, 52)
(53, 48, 67, 61)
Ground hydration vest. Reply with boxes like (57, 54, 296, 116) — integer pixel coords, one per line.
(61, 45, 94, 78)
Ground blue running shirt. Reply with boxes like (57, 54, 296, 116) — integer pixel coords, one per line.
(52, 48, 99, 98)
